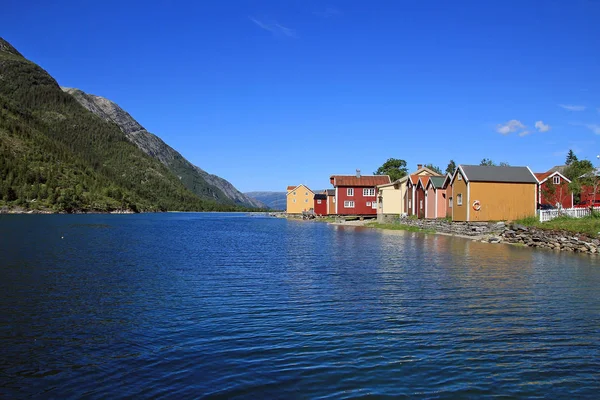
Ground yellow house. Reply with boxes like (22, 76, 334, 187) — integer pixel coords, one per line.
(450, 165, 538, 222)
(286, 184, 314, 214)
(376, 165, 441, 222)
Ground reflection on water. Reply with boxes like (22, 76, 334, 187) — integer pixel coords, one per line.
(0, 214, 599, 398)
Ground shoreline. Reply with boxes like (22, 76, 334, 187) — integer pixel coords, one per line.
(325, 218, 599, 255)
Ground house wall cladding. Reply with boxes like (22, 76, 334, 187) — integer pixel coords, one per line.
(470, 182, 536, 221)
(336, 186, 378, 215)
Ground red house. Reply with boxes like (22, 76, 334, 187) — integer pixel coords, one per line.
(330, 171, 390, 215)
(405, 176, 419, 216)
(535, 171, 573, 209)
(313, 193, 327, 216)
(415, 176, 430, 219)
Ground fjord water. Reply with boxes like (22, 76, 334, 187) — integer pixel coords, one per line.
(1, 214, 599, 398)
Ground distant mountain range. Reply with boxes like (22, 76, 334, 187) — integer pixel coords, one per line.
(245, 192, 286, 211)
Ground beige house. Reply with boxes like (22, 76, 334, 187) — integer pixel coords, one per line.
(376, 165, 441, 222)
(286, 184, 314, 214)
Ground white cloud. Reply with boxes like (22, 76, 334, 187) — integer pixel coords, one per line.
(535, 120, 551, 132)
(518, 130, 532, 137)
(496, 119, 526, 135)
(250, 17, 297, 38)
(585, 124, 600, 135)
(559, 104, 586, 111)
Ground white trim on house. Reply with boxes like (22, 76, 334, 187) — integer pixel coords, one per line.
(347, 188, 354, 196)
(344, 200, 355, 208)
(537, 171, 571, 185)
(466, 181, 470, 221)
(335, 187, 338, 214)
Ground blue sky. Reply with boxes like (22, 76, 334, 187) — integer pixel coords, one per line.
(3, 0, 600, 192)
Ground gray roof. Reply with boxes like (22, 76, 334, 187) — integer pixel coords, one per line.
(459, 165, 538, 184)
(314, 193, 327, 200)
(548, 165, 568, 174)
(325, 189, 335, 196)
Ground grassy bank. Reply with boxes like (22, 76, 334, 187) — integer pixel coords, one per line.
(365, 221, 435, 234)
(517, 214, 600, 237)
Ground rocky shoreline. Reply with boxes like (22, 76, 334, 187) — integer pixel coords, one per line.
(382, 218, 600, 255)
(0, 207, 136, 215)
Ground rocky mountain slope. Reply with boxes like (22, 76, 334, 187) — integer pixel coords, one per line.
(0, 37, 243, 212)
(62, 88, 264, 208)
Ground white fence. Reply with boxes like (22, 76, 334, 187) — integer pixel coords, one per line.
(539, 206, 600, 222)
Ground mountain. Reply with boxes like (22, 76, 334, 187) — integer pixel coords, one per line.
(0, 37, 244, 212)
(245, 192, 287, 211)
(61, 89, 263, 209)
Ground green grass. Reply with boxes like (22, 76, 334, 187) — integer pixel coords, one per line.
(517, 214, 600, 237)
(365, 221, 435, 234)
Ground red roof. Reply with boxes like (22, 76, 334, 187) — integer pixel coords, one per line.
(418, 176, 431, 187)
(409, 175, 419, 185)
(535, 172, 551, 181)
(287, 185, 297, 191)
(330, 175, 391, 187)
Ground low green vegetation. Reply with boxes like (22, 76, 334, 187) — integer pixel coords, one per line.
(517, 214, 600, 237)
(365, 221, 435, 234)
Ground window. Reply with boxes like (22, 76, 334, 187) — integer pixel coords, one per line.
(293, 199, 296, 203)
(457, 194, 462, 206)
(333, 197, 336, 203)
(347, 188, 354, 196)
(344, 200, 355, 208)
(305, 199, 308, 203)
(457, 174, 462, 181)
(366, 202, 371, 206)
(449, 197, 453, 208)
(293, 191, 296, 195)
(420, 200, 423, 210)
(317, 200, 322, 204)
(372, 202, 377, 209)
(553, 176, 560, 184)
(363, 188, 375, 196)
(305, 192, 308, 195)
(408, 199, 412, 209)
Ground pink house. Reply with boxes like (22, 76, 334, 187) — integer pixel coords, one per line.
(425, 176, 447, 219)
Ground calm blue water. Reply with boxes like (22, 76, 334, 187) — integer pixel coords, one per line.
(1, 213, 599, 398)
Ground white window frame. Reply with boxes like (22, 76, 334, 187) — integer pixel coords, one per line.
(420, 200, 423, 210)
(344, 200, 355, 208)
(366, 201, 371, 206)
(293, 199, 296, 203)
(457, 174, 462, 181)
(457, 193, 463, 206)
(317, 199, 322, 204)
(363, 188, 375, 196)
(347, 188, 354, 196)
(408, 199, 412, 209)
(333, 197, 335, 203)
(372, 202, 377, 209)
(553, 176, 560, 184)
(304, 199, 308, 203)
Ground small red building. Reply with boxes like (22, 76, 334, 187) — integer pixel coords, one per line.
(330, 171, 391, 215)
(535, 171, 573, 209)
(313, 193, 327, 216)
(415, 176, 430, 219)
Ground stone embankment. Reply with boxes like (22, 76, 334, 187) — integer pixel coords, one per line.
(393, 218, 599, 255)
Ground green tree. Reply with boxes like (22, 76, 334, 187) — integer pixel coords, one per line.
(499, 162, 510, 167)
(480, 158, 495, 166)
(374, 158, 408, 181)
(424, 164, 443, 175)
(564, 159, 595, 204)
(565, 149, 578, 165)
(445, 160, 456, 175)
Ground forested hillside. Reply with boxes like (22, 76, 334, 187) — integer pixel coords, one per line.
(0, 37, 244, 212)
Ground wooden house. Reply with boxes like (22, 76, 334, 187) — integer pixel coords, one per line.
(534, 171, 573, 209)
(450, 165, 538, 222)
(425, 176, 447, 219)
(441, 174, 453, 218)
(325, 189, 335, 215)
(313, 193, 327, 216)
(330, 171, 391, 215)
(415, 176, 430, 219)
(286, 184, 314, 214)
(402, 165, 442, 217)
